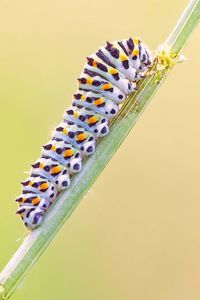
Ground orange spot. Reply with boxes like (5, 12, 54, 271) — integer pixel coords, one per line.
(132, 49, 139, 56)
(51, 166, 62, 175)
(92, 61, 97, 67)
(51, 145, 56, 151)
(64, 149, 74, 158)
(94, 98, 105, 106)
(74, 111, 79, 118)
(109, 68, 118, 75)
(39, 162, 44, 169)
(77, 133, 87, 141)
(40, 182, 49, 190)
(88, 116, 98, 124)
(32, 197, 40, 205)
(86, 78, 93, 85)
(28, 181, 33, 186)
(81, 95, 86, 100)
(63, 128, 68, 135)
(120, 54, 127, 61)
(103, 83, 112, 91)
(133, 37, 139, 45)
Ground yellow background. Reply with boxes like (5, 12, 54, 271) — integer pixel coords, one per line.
(0, 0, 200, 299)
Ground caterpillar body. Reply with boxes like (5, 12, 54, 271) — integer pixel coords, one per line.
(16, 36, 153, 230)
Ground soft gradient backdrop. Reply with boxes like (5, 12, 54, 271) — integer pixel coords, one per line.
(0, 0, 200, 299)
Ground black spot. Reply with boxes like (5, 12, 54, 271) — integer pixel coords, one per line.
(79, 115, 86, 121)
(74, 163, 80, 171)
(33, 213, 41, 225)
(87, 57, 94, 65)
(87, 146, 93, 153)
(74, 93, 82, 100)
(67, 109, 74, 115)
(16, 207, 25, 214)
(16, 197, 23, 203)
(127, 38, 134, 51)
(56, 127, 63, 132)
(50, 193, 55, 198)
(62, 181, 69, 187)
(67, 121, 74, 125)
(68, 132, 75, 139)
(122, 60, 129, 69)
(86, 97, 92, 103)
(94, 129, 98, 133)
(32, 182, 40, 188)
(84, 68, 96, 77)
(44, 165, 50, 172)
(118, 95, 123, 100)
(76, 130, 83, 134)
(92, 80, 101, 87)
(75, 153, 80, 158)
(21, 180, 30, 186)
(101, 127, 107, 134)
(142, 54, 146, 62)
(63, 170, 68, 175)
(110, 109, 116, 115)
(56, 148, 62, 154)
(112, 73, 120, 81)
(22, 190, 32, 194)
(97, 62, 108, 72)
(105, 42, 119, 59)
(88, 136, 94, 141)
(32, 162, 40, 168)
(132, 55, 137, 60)
(43, 144, 52, 150)
(79, 78, 87, 84)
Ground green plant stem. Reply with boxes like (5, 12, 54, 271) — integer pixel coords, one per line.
(0, 0, 199, 299)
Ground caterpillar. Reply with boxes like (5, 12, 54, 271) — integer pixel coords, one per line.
(16, 36, 153, 230)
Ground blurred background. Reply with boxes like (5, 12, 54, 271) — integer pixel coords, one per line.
(0, 0, 200, 299)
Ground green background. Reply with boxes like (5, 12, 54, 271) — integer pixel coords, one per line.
(0, 0, 200, 299)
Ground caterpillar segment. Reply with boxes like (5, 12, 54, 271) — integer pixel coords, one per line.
(64, 106, 109, 138)
(78, 74, 126, 103)
(42, 140, 82, 174)
(31, 157, 70, 191)
(72, 91, 119, 118)
(53, 122, 96, 156)
(84, 55, 137, 94)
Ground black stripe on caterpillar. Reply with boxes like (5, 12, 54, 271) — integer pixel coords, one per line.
(16, 36, 153, 230)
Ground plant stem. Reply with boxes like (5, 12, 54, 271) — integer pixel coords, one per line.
(166, 0, 200, 53)
(0, 0, 199, 299)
